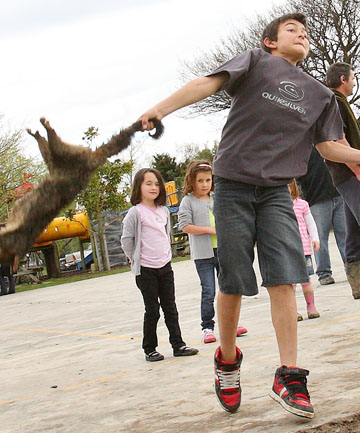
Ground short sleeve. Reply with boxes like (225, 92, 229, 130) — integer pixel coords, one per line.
(206, 50, 254, 97)
(314, 94, 344, 144)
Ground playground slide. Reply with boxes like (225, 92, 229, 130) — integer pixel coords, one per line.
(33, 212, 90, 246)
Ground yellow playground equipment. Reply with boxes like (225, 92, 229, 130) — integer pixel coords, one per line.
(33, 212, 90, 246)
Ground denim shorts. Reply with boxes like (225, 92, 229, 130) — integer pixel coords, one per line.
(213, 177, 308, 296)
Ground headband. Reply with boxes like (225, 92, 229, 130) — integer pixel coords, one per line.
(197, 164, 212, 169)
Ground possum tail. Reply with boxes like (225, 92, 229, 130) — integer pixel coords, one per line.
(93, 119, 164, 166)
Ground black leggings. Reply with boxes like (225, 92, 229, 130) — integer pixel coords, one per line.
(136, 262, 185, 354)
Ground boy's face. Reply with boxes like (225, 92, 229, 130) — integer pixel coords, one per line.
(264, 19, 309, 65)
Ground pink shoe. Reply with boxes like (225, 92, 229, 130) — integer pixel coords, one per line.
(202, 328, 216, 343)
(304, 292, 320, 319)
(236, 325, 247, 336)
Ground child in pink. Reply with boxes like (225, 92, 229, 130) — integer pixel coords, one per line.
(289, 179, 320, 320)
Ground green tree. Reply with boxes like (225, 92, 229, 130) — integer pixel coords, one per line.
(179, 0, 360, 116)
(195, 141, 218, 162)
(151, 153, 182, 182)
(177, 141, 219, 173)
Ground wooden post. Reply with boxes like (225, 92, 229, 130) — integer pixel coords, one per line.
(42, 243, 60, 278)
(79, 239, 85, 271)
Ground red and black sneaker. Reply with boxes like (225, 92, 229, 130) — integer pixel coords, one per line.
(214, 346, 243, 413)
(270, 365, 314, 419)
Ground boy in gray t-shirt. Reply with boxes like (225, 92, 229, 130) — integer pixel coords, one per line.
(138, 13, 360, 419)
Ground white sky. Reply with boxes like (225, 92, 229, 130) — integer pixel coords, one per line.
(0, 0, 283, 165)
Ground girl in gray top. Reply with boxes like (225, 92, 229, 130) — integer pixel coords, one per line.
(178, 160, 247, 344)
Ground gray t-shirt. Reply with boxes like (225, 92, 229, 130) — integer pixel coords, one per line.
(208, 49, 344, 186)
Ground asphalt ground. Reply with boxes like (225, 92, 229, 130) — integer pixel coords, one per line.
(1, 232, 359, 433)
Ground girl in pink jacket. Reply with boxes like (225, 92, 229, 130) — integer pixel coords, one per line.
(289, 179, 320, 320)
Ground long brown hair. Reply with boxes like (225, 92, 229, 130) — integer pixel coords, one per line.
(288, 178, 301, 200)
(130, 168, 167, 206)
(183, 160, 213, 195)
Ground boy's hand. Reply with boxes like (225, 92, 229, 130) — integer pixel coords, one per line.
(312, 240, 320, 252)
(138, 109, 163, 131)
(207, 227, 216, 235)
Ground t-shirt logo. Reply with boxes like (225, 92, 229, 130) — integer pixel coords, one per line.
(279, 81, 304, 102)
(262, 80, 306, 115)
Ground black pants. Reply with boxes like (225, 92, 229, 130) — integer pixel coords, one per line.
(136, 262, 185, 354)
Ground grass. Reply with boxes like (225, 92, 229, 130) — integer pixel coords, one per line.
(15, 256, 190, 293)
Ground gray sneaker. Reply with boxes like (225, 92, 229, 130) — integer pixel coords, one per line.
(319, 276, 335, 285)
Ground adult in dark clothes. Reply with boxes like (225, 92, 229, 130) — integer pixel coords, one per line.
(0, 263, 15, 295)
(326, 62, 360, 299)
(298, 147, 346, 285)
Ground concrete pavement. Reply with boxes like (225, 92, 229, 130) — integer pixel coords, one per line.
(1, 232, 360, 433)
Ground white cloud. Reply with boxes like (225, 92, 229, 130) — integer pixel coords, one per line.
(0, 0, 283, 161)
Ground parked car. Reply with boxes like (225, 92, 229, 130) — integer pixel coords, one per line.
(64, 245, 93, 270)
(59, 256, 77, 271)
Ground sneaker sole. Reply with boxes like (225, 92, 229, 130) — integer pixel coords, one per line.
(308, 314, 320, 319)
(203, 339, 217, 344)
(145, 356, 164, 362)
(269, 389, 314, 419)
(173, 351, 199, 357)
(214, 385, 240, 413)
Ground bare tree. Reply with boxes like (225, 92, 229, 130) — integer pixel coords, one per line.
(179, 0, 360, 117)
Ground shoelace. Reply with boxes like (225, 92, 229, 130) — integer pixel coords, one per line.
(216, 367, 240, 390)
(283, 373, 310, 400)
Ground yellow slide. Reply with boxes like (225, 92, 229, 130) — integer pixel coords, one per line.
(33, 212, 90, 247)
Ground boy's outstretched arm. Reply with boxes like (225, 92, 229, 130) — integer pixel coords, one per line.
(316, 139, 360, 176)
(138, 73, 229, 131)
(335, 137, 360, 180)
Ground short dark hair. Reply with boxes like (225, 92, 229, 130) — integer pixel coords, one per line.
(326, 62, 353, 88)
(261, 13, 308, 53)
(130, 168, 167, 206)
(183, 159, 213, 195)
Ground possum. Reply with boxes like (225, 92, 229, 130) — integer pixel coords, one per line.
(0, 117, 164, 270)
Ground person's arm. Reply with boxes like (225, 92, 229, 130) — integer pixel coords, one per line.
(178, 196, 216, 235)
(336, 137, 360, 180)
(120, 210, 136, 261)
(138, 73, 229, 131)
(304, 212, 320, 252)
(316, 138, 360, 165)
(182, 224, 216, 235)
